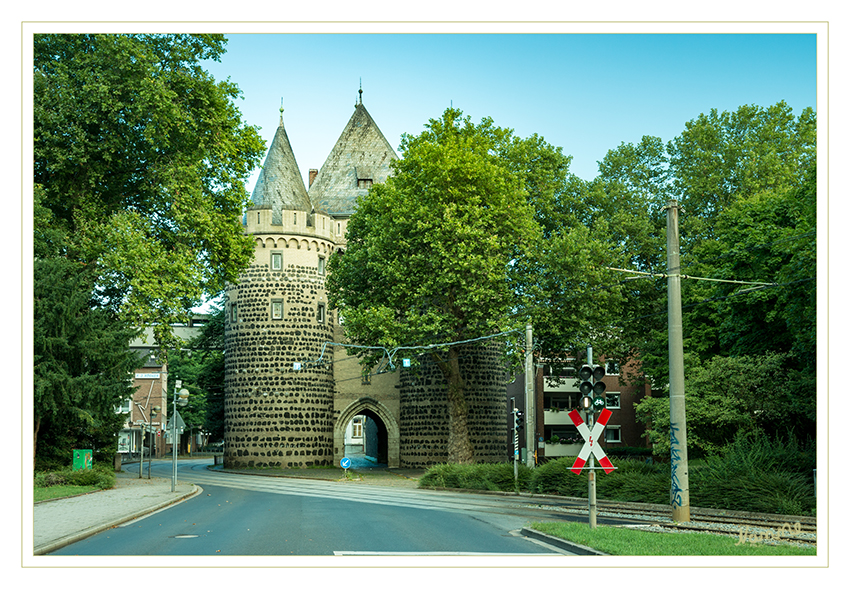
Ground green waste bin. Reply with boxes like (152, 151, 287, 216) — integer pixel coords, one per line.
(72, 449, 93, 471)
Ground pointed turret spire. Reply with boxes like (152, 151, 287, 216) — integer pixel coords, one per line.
(308, 98, 397, 216)
(249, 102, 310, 223)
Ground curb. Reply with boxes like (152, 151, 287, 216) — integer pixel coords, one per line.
(34, 484, 203, 555)
(519, 527, 608, 556)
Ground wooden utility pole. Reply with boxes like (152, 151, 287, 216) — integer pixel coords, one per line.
(666, 200, 691, 522)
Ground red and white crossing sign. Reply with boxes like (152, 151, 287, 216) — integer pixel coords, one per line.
(568, 408, 615, 474)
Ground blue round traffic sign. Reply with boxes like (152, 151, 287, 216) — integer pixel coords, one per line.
(340, 457, 351, 469)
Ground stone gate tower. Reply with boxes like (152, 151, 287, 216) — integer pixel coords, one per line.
(223, 94, 509, 469)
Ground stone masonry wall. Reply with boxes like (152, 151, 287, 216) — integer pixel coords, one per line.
(223, 218, 337, 468)
(399, 343, 509, 468)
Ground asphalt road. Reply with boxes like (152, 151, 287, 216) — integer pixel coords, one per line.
(50, 460, 578, 556)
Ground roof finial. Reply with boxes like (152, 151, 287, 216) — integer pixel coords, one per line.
(279, 97, 284, 125)
(358, 78, 363, 106)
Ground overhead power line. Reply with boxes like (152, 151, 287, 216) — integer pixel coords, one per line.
(299, 328, 523, 373)
(605, 266, 778, 287)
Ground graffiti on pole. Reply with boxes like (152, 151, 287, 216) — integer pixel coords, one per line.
(670, 422, 684, 507)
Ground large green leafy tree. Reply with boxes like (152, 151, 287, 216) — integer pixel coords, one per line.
(168, 305, 227, 444)
(33, 34, 264, 465)
(328, 109, 541, 463)
(328, 109, 626, 463)
(34, 188, 140, 468)
(596, 102, 815, 388)
(596, 102, 817, 449)
(34, 33, 265, 349)
(501, 135, 628, 358)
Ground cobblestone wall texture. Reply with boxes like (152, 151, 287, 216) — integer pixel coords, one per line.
(399, 344, 508, 468)
(223, 225, 337, 468)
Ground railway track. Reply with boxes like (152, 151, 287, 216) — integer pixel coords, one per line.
(517, 495, 817, 546)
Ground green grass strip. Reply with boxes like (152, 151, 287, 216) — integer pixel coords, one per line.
(530, 521, 816, 556)
(34, 485, 99, 502)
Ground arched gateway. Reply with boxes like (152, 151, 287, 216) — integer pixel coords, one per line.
(223, 94, 509, 469)
(335, 397, 400, 468)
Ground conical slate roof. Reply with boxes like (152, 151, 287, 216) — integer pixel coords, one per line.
(250, 109, 311, 223)
(308, 100, 398, 216)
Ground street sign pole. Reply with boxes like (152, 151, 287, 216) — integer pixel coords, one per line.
(171, 382, 189, 492)
(511, 398, 519, 485)
(587, 346, 597, 529)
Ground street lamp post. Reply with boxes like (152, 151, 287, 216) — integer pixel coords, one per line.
(171, 381, 190, 492)
(147, 405, 160, 479)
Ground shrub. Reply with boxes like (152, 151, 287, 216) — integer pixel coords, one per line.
(419, 462, 532, 492)
(34, 465, 115, 491)
(34, 471, 67, 488)
(528, 458, 586, 496)
(66, 465, 115, 490)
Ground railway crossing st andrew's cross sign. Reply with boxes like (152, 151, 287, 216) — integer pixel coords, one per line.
(567, 408, 616, 475)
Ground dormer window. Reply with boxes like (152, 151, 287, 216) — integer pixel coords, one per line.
(358, 178, 373, 189)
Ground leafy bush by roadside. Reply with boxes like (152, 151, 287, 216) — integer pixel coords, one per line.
(419, 462, 532, 492)
(420, 431, 816, 516)
(34, 465, 115, 491)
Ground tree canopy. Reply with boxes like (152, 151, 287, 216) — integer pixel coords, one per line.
(327, 108, 626, 462)
(597, 102, 817, 444)
(33, 34, 263, 466)
(34, 33, 265, 349)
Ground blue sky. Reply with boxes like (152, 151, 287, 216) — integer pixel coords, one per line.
(202, 33, 817, 189)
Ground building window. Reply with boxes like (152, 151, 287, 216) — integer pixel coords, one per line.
(352, 417, 363, 438)
(606, 359, 620, 375)
(606, 393, 621, 409)
(271, 300, 283, 320)
(293, 212, 298, 225)
(317, 303, 326, 324)
(318, 256, 326, 275)
(604, 426, 622, 443)
(358, 178, 372, 189)
(115, 398, 132, 414)
(361, 369, 371, 385)
(230, 303, 237, 323)
(271, 251, 283, 271)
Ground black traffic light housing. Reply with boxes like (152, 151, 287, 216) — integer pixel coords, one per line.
(514, 410, 524, 430)
(579, 363, 606, 409)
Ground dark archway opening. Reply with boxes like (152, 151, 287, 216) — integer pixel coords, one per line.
(346, 408, 388, 468)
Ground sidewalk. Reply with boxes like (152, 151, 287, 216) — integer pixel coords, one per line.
(33, 471, 200, 555)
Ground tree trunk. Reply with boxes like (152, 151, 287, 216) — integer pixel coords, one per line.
(34, 416, 40, 469)
(434, 347, 474, 464)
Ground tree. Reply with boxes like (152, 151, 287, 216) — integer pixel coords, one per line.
(34, 186, 141, 467)
(635, 352, 811, 457)
(34, 33, 265, 350)
(666, 101, 815, 243)
(327, 109, 541, 463)
(185, 305, 227, 442)
(596, 103, 816, 390)
(501, 134, 628, 357)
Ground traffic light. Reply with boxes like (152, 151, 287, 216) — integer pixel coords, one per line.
(579, 363, 606, 410)
(514, 410, 524, 430)
(592, 364, 606, 396)
(578, 365, 593, 395)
